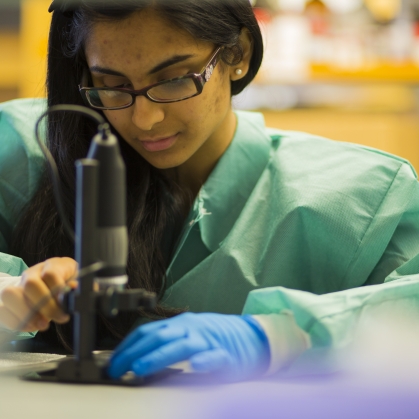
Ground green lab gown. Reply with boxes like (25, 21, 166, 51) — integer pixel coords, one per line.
(2, 98, 419, 372)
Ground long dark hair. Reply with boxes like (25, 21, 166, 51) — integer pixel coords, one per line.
(10, 0, 263, 350)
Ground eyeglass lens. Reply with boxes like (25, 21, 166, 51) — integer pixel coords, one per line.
(86, 77, 198, 109)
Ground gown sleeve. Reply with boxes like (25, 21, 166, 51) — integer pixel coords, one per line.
(243, 156, 419, 375)
(0, 99, 46, 275)
(0, 99, 46, 340)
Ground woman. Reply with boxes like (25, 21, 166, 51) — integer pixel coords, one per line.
(1, 0, 419, 381)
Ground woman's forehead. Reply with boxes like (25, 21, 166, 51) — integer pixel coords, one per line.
(86, 10, 200, 49)
(85, 9, 206, 63)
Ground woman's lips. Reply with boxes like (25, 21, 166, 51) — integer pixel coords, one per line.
(139, 134, 178, 152)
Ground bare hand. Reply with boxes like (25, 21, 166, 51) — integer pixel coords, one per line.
(0, 257, 77, 332)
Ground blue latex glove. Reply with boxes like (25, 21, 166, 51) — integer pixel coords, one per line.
(108, 312, 270, 381)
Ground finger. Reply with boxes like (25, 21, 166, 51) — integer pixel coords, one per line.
(108, 325, 187, 378)
(131, 338, 205, 377)
(113, 313, 195, 356)
(111, 327, 151, 357)
(21, 258, 74, 323)
(112, 319, 172, 357)
(21, 276, 69, 324)
(41, 257, 78, 289)
(190, 348, 232, 373)
(0, 304, 22, 331)
(22, 258, 77, 294)
(0, 288, 49, 331)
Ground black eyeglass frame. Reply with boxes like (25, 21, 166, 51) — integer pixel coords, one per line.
(79, 47, 223, 111)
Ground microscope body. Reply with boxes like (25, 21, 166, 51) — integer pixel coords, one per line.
(56, 132, 156, 383)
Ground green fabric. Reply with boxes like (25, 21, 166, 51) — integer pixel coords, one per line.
(0, 98, 46, 274)
(2, 99, 419, 356)
(0, 99, 46, 340)
(161, 109, 419, 355)
(163, 110, 419, 302)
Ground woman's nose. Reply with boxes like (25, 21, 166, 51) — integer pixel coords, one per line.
(131, 95, 165, 131)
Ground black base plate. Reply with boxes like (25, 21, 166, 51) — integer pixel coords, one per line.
(21, 365, 181, 387)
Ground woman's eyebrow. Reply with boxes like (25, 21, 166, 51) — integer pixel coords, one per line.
(89, 54, 195, 77)
(148, 54, 195, 75)
(89, 66, 125, 76)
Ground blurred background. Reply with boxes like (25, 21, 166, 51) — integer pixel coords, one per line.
(1, 0, 419, 169)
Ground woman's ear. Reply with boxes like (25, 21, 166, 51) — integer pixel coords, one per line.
(230, 28, 253, 81)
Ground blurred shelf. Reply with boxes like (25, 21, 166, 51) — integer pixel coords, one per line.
(235, 82, 419, 114)
(0, 0, 51, 98)
(0, 31, 19, 89)
(310, 62, 419, 83)
(0, 89, 18, 103)
(262, 109, 419, 172)
(0, 4, 20, 29)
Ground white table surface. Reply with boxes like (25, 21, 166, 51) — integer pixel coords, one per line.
(1, 354, 419, 419)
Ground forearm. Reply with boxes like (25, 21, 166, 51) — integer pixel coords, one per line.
(251, 312, 311, 375)
(244, 275, 419, 375)
(0, 273, 36, 340)
(0, 273, 21, 291)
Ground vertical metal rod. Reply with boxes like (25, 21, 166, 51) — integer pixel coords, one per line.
(74, 159, 99, 361)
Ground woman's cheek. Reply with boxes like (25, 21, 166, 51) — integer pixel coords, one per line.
(104, 111, 119, 130)
(105, 112, 130, 138)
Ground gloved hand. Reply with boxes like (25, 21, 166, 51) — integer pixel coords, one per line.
(107, 312, 270, 381)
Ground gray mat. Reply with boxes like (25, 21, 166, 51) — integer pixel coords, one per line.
(0, 352, 66, 373)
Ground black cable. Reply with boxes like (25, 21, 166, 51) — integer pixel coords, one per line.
(34, 105, 109, 243)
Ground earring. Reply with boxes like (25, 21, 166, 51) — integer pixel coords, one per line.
(235, 69, 243, 75)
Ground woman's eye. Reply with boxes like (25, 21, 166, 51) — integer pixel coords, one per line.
(108, 83, 132, 89)
(159, 71, 190, 82)
(100, 78, 132, 89)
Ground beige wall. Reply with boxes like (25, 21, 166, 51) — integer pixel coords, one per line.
(1, 2, 418, 174)
(0, 0, 50, 99)
(263, 110, 419, 173)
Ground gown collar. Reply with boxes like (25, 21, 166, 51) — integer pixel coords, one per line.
(196, 111, 274, 252)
